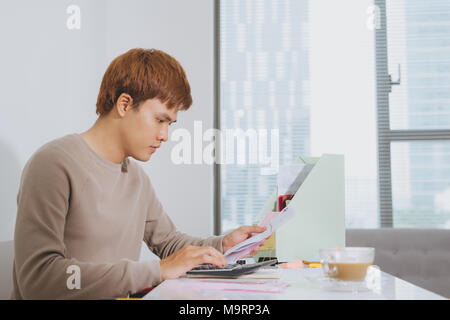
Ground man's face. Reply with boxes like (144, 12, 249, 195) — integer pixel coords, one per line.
(121, 98, 178, 162)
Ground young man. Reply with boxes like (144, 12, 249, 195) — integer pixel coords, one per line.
(11, 48, 266, 299)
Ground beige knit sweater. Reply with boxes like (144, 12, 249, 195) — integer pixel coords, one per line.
(11, 134, 223, 299)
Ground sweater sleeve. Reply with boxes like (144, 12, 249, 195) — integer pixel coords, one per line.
(12, 146, 161, 300)
(143, 177, 224, 259)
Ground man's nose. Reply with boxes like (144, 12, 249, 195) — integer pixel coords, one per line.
(159, 126, 168, 142)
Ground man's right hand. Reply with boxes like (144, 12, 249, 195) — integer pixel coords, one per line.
(159, 245, 227, 281)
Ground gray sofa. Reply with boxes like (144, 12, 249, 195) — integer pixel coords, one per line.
(346, 229, 450, 298)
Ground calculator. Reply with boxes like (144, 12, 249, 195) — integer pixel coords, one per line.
(186, 259, 277, 277)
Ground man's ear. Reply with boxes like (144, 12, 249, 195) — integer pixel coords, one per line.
(115, 93, 133, 117)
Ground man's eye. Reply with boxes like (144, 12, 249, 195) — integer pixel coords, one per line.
(158, 119, 164, 123)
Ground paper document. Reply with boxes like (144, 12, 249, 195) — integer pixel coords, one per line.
(224, 211, 277, 263)
(180, 279, 289, 294)
(224, 206, 295, 263)
(277, 164, 305, 197)
(285, 163, 315, 195)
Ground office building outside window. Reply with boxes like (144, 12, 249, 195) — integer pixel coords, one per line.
(382, 0, 450, 227)
(218, 0, 310, 232)
(218, 0, 450, 231)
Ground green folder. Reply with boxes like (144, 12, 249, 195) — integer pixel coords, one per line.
(253, 154, 345, 262)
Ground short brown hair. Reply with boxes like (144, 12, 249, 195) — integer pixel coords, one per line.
(96, 48, 192, 115)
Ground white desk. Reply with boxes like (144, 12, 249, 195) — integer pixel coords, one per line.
(143, 267, 446, 300)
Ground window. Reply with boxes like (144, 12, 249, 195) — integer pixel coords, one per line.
(217, 0, 311, 233)
(217, 0, 378, 233)
(375, 0, 450, 227)
(217, 0, 450, 232)
(391, 141, 450, 228)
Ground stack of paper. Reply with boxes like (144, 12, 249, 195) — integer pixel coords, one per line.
(224, 206, 295, 264)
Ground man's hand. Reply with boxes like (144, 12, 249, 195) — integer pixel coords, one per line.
(159, 246, 226, 281)
(222, 225, 268, 256)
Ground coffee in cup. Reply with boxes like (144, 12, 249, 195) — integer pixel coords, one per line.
(319, 247, 375, 281)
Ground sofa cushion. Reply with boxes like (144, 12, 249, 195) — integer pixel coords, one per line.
(346, 229, 450, 298)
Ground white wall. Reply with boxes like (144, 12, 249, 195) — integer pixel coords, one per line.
(0, 0, 215, 242)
